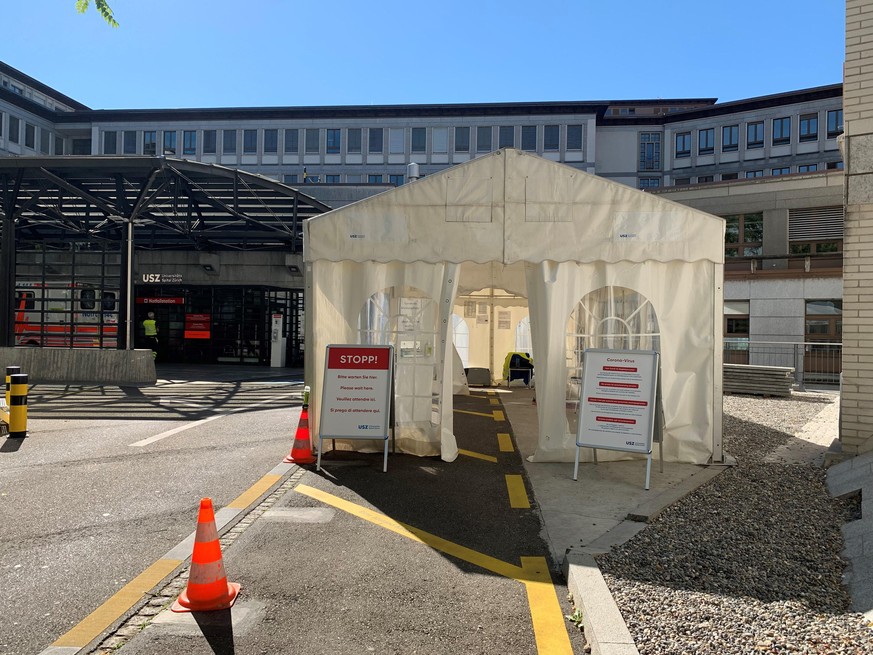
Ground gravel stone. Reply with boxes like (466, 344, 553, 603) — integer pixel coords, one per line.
(597, 392, 873, 655)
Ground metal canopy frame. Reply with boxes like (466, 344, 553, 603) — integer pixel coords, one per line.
(0, 156, 330, 251)
(0, 156, 331, 347)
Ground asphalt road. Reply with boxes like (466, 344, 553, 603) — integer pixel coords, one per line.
(1, 370, 583, 655)
(0, 366, 304, 655)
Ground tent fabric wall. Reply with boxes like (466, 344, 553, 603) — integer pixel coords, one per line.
(304, 149, 725, 464)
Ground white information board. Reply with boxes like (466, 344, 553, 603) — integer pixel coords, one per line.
(318, 344, 394, 472)
(574, 349, 661, 490)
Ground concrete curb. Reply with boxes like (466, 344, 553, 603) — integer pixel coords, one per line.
(562, 464, 727, 655)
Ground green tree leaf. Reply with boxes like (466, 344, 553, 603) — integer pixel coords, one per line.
(75, 0, 119, 27)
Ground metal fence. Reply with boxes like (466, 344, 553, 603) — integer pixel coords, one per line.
(723, 340, 841, 388)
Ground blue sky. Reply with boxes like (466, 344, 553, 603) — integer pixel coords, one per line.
(3, 1, 846, 110)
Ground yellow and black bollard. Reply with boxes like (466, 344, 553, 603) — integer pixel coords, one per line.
(5, 365, 20, 408)
(9, 373, 28, 439)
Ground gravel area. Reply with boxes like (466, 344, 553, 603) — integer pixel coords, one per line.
(597, 392, 873, 655)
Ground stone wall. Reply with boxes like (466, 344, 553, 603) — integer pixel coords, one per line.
(0, 348, 156, 386)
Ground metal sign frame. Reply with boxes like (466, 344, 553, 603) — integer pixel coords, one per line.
(573, 349, 661, 490)
(317, 344, 394, 472)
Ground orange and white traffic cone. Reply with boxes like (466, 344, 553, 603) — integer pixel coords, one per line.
(171, 498, 240, 613)
(283, 404, 316, 464)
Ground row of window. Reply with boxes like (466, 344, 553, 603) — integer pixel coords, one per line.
(0, 112, 64, 154)
(674, 109, 843, 159)
(101, 124, 587, 158)
(638, 109, 844, 171)
(283, 172, 405, 185)
(639, 160, 844, 189)
(724, 212, 842, 258)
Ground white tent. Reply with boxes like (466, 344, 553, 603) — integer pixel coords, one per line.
(304, 149, 725, 464)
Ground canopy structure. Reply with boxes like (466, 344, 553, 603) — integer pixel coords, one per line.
(304, 149, 725, 464)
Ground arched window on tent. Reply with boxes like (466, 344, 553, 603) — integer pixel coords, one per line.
(565, 286, 660, 415)
(358, 286, 440, 444)
(452, 314, 470, 368)
(515, 316, 533, 357)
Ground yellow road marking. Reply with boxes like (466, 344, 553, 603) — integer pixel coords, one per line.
(521, 557, 574, 654)
(505, 475, 530, 508)
(497, 433, 514, 452)
(489, 398, 500, 406)
(493, 410, 505, 422)
(52, 559, 181, 647)
(227, 473, 282, 509)
(458, 449, 498, 463)
(454, 408, 497, 419)
(295, 484, 571, 655)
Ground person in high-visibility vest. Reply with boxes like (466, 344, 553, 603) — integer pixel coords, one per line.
(142, 312, 159, 359)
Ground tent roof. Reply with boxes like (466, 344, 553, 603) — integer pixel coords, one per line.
(304, 149, 724, 265)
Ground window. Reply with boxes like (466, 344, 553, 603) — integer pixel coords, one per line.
(102, 291, 117, 312)
(0, 112, 3, 138)
(368, 174, 383, 183)
(325, 174, 340, 183)
(790, 240, 842, 255)
(432, 127, 448, 153)
(521, 125, 537, 151)
(567, 124, 584, 151)
(697, 175, 714, 183)
(347, 128, 361, 153)
(25, 123, 35, 149)
(674, 177, 691, 186)
(800, 113, 818, 142)
(123, 130, 137, 154)
(723, 300, 750, 363)
(264, 129, 278, 153)
(675, 131, 691, 158)
(222, 129, 236, 154)
(103, 131, 117, 155)
(638, 177, 660, 189)
(543, 125, 559, 151)
(284, 174, 298, 184)
(389, 128, 404, 154)
(203, 130, 216, 154)
(39, 128, 50, 154)
(144, 131, 157, 156)
(805, 300, 842, 342)
(326, 128, 341, 154)
(746, 170, 764, 178)
(55, 136, 64, 155)
(243, 129, 257, 153)
(827, 109, 843, 138)
(724, 212, 763, 256)
(826, 160, 844, 170)
(305, 128, 319, 154)
(368, 128, 383, 154)
(8, 116, 19, 143)
(698, 128, 714, 155)
(771, 167, 790, 176)
(498, 125, 514, 148)
(284, 129, 299, 153)
(347, 174, 362, 183)
(183, 130, 196, 155)
(411, 127, 426, 153)
(772, 117, 791, 145)
(747, 121, 764, 148)
(798, 163, 817, 173)
(722, 125, 739, 152)
(72, 139, 91, 155)
(721, 172, 739, 181)
(477, 126, 492, 152)
(454, 126, 470, 152)
(163, 131, 176, 155)
(390, 174, 404, 185)
(79, 289, 96, 311)
(639, 132, 661, 170)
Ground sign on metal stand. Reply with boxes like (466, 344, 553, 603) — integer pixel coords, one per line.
(573, 349, 662, 490)
(318, 344, 394, 472)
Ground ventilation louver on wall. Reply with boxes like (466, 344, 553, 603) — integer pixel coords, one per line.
(788, 206, 844, 241)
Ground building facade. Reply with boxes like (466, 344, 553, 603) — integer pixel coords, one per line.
(0, 60, 848, 386)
